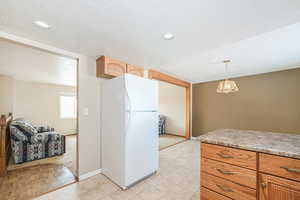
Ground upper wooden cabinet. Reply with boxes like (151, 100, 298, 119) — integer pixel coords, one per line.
(126, 64, 144, 77)
(96, 56, 145, 78)
(96, 56, 127, 78)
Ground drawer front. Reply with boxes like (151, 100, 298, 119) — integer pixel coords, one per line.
(201, 172, 256, 200)
(260, 153, 300, 182)
(201, 143, 257, 170)
(201, 157, 257, 189)
(201, 187, 231, 200)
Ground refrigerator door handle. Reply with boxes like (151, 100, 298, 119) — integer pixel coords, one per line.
(125, 88, 132, 135)
(125, 111, 131, 135)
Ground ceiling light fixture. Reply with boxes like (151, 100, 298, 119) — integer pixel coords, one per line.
(216, 60, 239, 94)
(34, 20, 51, 29)
(163, 33, 175, 40)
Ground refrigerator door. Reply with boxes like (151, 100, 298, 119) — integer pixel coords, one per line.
(125, 74, 158, 112)
(124, 111, 159, 187)
(101, 76, 126, 187)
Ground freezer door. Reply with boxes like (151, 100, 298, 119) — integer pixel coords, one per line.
(124, 111, 159, 187)
(125, 74, 158, 111)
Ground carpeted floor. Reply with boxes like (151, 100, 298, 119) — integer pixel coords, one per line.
(0, 135, 77, 200)
(159, 134, 187, 150)
(0, 164, 75, 200)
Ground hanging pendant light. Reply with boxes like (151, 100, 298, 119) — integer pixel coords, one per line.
(216, 60, 239, 94)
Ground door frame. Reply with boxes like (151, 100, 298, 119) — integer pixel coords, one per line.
(0, 33, 80, 182)
(148, 70, 191, 139)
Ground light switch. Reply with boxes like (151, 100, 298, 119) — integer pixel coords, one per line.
(83, 108, 89, 116)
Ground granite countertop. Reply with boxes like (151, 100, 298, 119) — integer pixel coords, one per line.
(199, 129, 300, 160)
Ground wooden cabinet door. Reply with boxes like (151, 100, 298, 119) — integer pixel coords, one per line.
(126, 64, 144, 77)
(96, 56, 127, 78)
(260, 173, 300, 200)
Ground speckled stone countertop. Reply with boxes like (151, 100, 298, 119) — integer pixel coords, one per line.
(199, 129, 300, 160)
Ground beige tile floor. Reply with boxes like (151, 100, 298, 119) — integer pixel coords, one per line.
(34, 140, 200, 200)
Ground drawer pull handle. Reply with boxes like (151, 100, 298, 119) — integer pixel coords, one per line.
(216, 184, 234, 193)
(280, 166, 300, 174)
(217, 153, 234, 159)
(217, 169, 235, 175)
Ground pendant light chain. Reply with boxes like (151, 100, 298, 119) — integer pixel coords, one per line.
(216, 60, 239, 93)
(224, 60, 230, 79)
(225, 61, 228, 79)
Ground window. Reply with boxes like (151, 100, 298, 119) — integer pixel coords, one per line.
(60, 96, 77, 119)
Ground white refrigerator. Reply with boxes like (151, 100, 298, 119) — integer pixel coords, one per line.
(101, 73, 159, 189)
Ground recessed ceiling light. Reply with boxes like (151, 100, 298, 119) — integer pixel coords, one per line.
(163, 33, 175, 40)
(34, 20, 50, 29)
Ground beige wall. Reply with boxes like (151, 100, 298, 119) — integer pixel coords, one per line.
(159, 81, 185, 136)
(14, 80, 77, 135)
(192, 68, 300, 137)
(0, 74, 14, 114)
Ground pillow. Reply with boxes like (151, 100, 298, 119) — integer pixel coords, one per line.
(10, 126, 28, 142)
(11, 120, 37, 136)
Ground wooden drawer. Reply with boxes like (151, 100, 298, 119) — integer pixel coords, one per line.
(201, 143, 257, 170)
(201, 172, 256, 200)
(201, 157, 256, 189)
(201, 187, 231, 200)
(260, 153, 300, 182)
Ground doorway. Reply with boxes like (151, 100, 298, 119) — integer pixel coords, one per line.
(0, 38, 78, 200)
(148, 70, 191, 150)
(158, 81, 187, 150)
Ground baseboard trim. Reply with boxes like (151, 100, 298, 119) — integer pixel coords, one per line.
(78, 169, 102, 181)
(165, 132, 186, 138)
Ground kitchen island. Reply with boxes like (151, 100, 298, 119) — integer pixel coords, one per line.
(199, 129, 300, 200)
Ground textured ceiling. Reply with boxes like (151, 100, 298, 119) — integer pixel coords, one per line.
(0, 0, 300, 82)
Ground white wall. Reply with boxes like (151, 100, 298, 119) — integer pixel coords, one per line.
(158, 81, 185, 136)
(0, 74, 14, 114)
(77, 56, 101, 176)
(14, 80, 77, 135)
